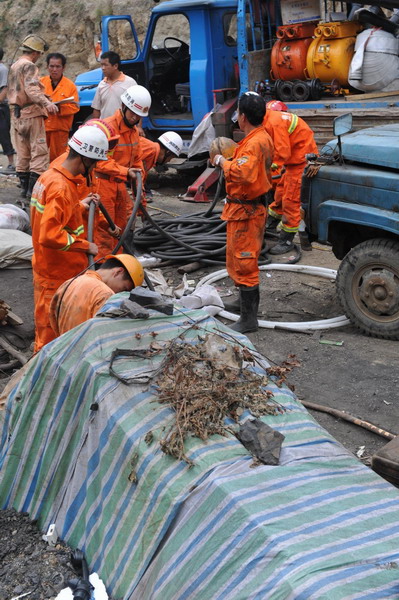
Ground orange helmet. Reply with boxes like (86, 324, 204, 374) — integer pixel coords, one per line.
(266, 100, 288, 112)
(104, 254, 144, 288)
(84, 118, 120, 151)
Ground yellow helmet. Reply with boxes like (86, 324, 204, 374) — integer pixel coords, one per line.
(20, 35, 49, 53)
(107, 254, 144, 288)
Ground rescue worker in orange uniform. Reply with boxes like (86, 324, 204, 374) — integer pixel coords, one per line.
(49, 254, 144, 338)
(8, 35, 58, 201)
(93, 85, 151, 258)
(30, 125, 109, 352)
(140, 131, 183, 184)
(41, 52, 79, 162)
(211, 92, 273, 333)
(263, 101, 318, 254)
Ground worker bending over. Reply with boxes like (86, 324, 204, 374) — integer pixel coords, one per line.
(263, 101, 318, 254)
(93, 85, 150, 257)
(8, 35, 58, 200)
(30, 125, 109, 352)
(50, 254, 144, 337)
(140, 131, 184, 183)
(212, 92, 273, 334)
(41, 52, 79, 162)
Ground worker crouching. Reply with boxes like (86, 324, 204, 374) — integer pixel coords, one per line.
(211, 92, 273, 334)
(50, 254, 144, 337)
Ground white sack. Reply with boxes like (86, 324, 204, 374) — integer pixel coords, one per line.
(177, 284, 224, 316)
(0, 203, 30, 231)
(349, 29, 399, 91)
(0, 229, 33, 268)
(188, 105, 220, 158)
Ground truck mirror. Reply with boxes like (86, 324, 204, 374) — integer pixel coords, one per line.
(333, 113, 353, 137)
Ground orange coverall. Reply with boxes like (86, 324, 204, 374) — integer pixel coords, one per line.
(263, 111, 318, 233)
(41, 75, 79, 162)
(30, 165, 94, 351)
(8, 56, 53, 173)
(92, 109, 144, 258)
(221, 126, 273, 287)
(49, 271, 114, 337)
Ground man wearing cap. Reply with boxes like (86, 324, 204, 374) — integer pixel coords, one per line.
(263, 101, 318, 254)
(8, 35, 58, 201)
(41, 52, 79, 162)
(89, 85, 151, 256)
(140, 131, 183, 184)
(211, 92, 273, 334)
(30, 125, 109, 352)
(91, 51, 137, 120)
(49, 254, 144, 338)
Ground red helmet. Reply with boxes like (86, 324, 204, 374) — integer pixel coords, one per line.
(266, 100, 288, 112)
(84, 118, 120, 150)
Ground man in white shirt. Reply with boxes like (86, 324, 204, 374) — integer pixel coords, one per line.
(91, 51, 137, 119)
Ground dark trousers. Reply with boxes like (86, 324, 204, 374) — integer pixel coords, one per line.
(0, 103, 15, 157)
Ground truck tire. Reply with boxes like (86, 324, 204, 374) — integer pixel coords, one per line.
(336, 238, 399, 340)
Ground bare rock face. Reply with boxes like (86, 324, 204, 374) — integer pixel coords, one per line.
(0, 0, 159, 80)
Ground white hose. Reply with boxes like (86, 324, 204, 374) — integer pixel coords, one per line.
(196, 264, 350, 331)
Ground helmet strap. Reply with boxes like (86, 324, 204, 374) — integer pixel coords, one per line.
(81, 156, 95, 184)
(122, 105, 134, 129)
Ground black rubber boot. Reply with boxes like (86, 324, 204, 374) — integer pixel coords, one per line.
(299, 231, 313, 251)
(230, 285, 259, 334)
(27, 172, 40, 200)
(269, 231, 295, 255)
(17, 172, 30, 198)
(266, 214, 281, 232)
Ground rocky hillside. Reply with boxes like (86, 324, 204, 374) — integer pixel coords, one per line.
(0, 0, 162, 80)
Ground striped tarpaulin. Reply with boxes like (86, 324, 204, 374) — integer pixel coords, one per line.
(1, 295, 399, 599)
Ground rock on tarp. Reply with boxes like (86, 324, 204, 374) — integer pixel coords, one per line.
(1, 294, 399, 600)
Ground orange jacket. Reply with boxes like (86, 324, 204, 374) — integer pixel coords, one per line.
(8, 56, 52, 119)
(49, 270, 113, 336)
(30, 165, 91, 281)
(103, 109, 144, 177)
(263, 111, 318, 168)
(221, 125, 273, 221)
(40, 75, 79, 132)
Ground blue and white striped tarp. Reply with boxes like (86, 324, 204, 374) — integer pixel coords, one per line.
(1, 294, 399, 599)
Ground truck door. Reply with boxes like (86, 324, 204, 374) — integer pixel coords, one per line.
(100, 15, 145, 86)
(142, 12, 193, 132)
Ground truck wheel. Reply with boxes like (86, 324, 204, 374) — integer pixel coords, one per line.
(336, 238, 399, 340)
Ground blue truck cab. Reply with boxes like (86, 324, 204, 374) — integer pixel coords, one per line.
(75, 0, 244, 139)
(302, 119, 399, 339)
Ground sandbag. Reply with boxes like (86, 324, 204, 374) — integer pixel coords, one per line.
(0, 203, 30, 232)
(0, 229, 33, 269)
(349, 29, 399, 92)
(209, 136, 238, 161)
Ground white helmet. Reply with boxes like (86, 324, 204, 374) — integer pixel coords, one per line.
(121, 85, 151, 117)
(68, 125, 108, 160)
(158, 131, 183, 156)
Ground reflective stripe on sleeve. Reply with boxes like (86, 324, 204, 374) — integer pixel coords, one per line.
(30, 197, 45, 214)
(288, 114, 299, 134)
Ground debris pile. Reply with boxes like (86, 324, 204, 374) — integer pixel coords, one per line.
(154, 334, 284, 464)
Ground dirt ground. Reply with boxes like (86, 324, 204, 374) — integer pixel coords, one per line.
(0, 161, 398, 474)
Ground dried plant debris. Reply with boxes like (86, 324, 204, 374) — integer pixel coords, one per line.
(154, 334, 284, 465)
(266, 354, 300, 389)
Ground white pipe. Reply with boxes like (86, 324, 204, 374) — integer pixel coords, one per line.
(196, 264, 350, 331)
